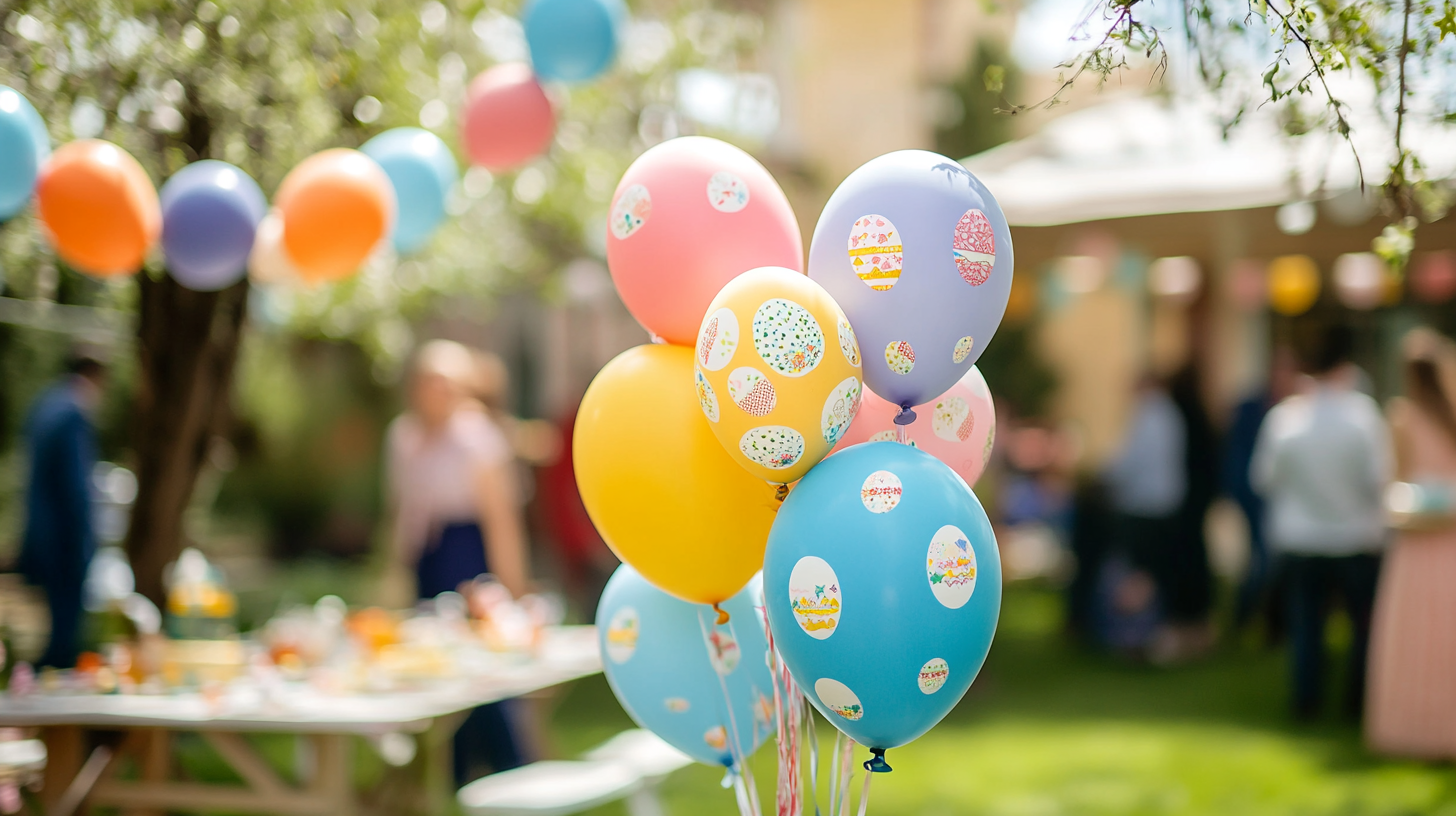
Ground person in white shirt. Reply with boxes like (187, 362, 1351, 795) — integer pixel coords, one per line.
(1251, 325, 1391, 720)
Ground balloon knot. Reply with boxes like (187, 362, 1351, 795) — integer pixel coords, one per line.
(892, 406, 917, 426)
(712, 602, 730, 625)
(774, 483, 790, 502)
(863, 748, 892, 773)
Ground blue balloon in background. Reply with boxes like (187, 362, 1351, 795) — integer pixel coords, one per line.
(0, 86, 51, 222)
(764, 441, 1001, 756)
(160, 161, 267, 291)
(598, 565, 776, 768)
(523, 0, 625, 83)
(360, 128, 457, 254)
(808, 150, 1014, 413)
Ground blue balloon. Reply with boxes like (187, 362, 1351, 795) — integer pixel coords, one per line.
(360, 128, 458, 254)
(598, 565, 776, 768)
(808, 150, 1014, 413)
(0, 86, 51, 222)
(523, 0, 625, 83)
(159, 161, 267, 291)
(764, 441, 1001, 757)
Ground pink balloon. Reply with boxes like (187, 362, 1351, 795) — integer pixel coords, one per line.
(460, 63, 556, 171)
(834, 366, 996, 486)
(605, 136, 803, 346)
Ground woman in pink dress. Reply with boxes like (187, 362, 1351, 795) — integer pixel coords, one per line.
(1367, 328, 1456, 758)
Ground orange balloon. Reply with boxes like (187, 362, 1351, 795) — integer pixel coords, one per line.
(36, 139, 160, 277)
(276, 148, 395, 283)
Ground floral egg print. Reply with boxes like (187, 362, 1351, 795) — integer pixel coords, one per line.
(704, 726, 728, 752)
(753, 298, 824, 377)
(695, 368, 720, 423)
(814, 677, 864, 721)
(838, 317, 861, 367)
(821, 377, 862, 445)
(952, 209, 995, 286)
(705, 628, 741, 676)
(848, 214, 903, 291)
(953, 336, 975, 364)
(739, 426, 805, 470)
(727, 367, 777, 417)
(861, 470, 903, 513)
(931, 396, 973, 443)
(926, 524, 977, 609)
(697, 307, 739, 372)
(605, 606, 639, 664)
(611, 184, 651, 240)
(706, 171, 750, 213)
(885, 340, 915, 375)
(918, 658, 949, 694)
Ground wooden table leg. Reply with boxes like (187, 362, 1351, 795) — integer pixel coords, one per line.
(311, 734, 358, 816)
(40, 726, 83, 814)
(122, 728, 170, 816)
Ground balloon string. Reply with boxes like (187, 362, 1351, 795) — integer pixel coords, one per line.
(827, 730, 842, 816)
(698, 609, 761, 816)
(805, 704, 821, 816)
(855, 769, 873, 816)
(763, 608, 801, 816)
(837, 738, 856, 816)
(896, 424, 908, 445)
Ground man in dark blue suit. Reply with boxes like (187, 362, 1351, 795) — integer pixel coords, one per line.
(18, 351, 107, 668)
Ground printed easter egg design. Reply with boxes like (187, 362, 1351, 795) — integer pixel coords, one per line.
(848, 215, 903, 291)
(788, 556, 841, 640)
(740, 426, 805, 471)
(983, 423, 996, 467)
(837, 317, 861, 367)
(704, 725, 728, 752)
(705, 628, 741, 676)
(932, 396, 974, 443)
(753, 689, 774, 727)
(861, 470, 903, 513)
(753, 299, 824, 377)
(953, 336, 975, 364)
(814, 677, 864, 721)
(885, 341, 915, 375)
(727, 367, 777, 417)
(665, 697, 691, 713)
(868, 430, 898, 443)
(605, 607, 640, 663)
(611, 184, 651, 240)
(918, 658, 949, 694)
(821, 377, 862, 445)
(706, 171, 750, 213)
(697, 307, 739, 372)
(927, 524, 977, 609)
(695, 368, 720, 423)
(952, 209, 995, 286)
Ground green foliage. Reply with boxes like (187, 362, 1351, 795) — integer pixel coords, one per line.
(935, 38, 1022, 160)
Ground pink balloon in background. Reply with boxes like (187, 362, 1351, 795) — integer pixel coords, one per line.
(460, 63, 556, 171)
(834, 366, 996, 486)
(605, 136, 803, 346)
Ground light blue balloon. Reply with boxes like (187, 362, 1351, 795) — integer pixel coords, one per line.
(523, 0, 625, 83)
(808, 150, 1014, 413)
(360, 128, 458, 254)
(764, 441, 1001, 758)
(0, 86, 51, 222)
(598, 565, 776, 768)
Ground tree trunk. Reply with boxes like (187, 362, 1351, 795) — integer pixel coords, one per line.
(123, 274, 248, 606)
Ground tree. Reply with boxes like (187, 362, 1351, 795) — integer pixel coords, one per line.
(0, 0, 767, 603)
(1011, 0, 1456, 268)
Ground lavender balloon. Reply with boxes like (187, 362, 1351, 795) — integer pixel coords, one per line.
(160, 161, 267, 291)
(808, 150, 1012, 418)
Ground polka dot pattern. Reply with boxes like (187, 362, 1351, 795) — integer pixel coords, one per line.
(753, 298, 824, 377)
(739, 425, 805, 470)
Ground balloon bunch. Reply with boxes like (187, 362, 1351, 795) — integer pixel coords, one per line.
(579, 143, 1013, 812)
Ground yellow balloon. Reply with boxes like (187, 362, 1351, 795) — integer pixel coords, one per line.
(574, 344, 778, 605)
(1268, 254, 1321, 316)
(693, 267, 863, 484)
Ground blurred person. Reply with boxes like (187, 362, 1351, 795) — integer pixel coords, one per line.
(1251, 325, 1389, 720)
(18, 350, 107, 668)
(1101, 373, 1186, 653)
(1163, 364, 1220, 659)
(1366, 328, 1456, 757)
(1223, 347, 1299, 634)
(385, 339, 529, 784)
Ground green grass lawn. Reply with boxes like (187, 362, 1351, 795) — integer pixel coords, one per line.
(547, 584, 1456, 816)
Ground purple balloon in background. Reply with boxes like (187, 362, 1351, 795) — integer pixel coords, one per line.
(160, 160, 267, 291)
(808, 150, 1013, 414)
